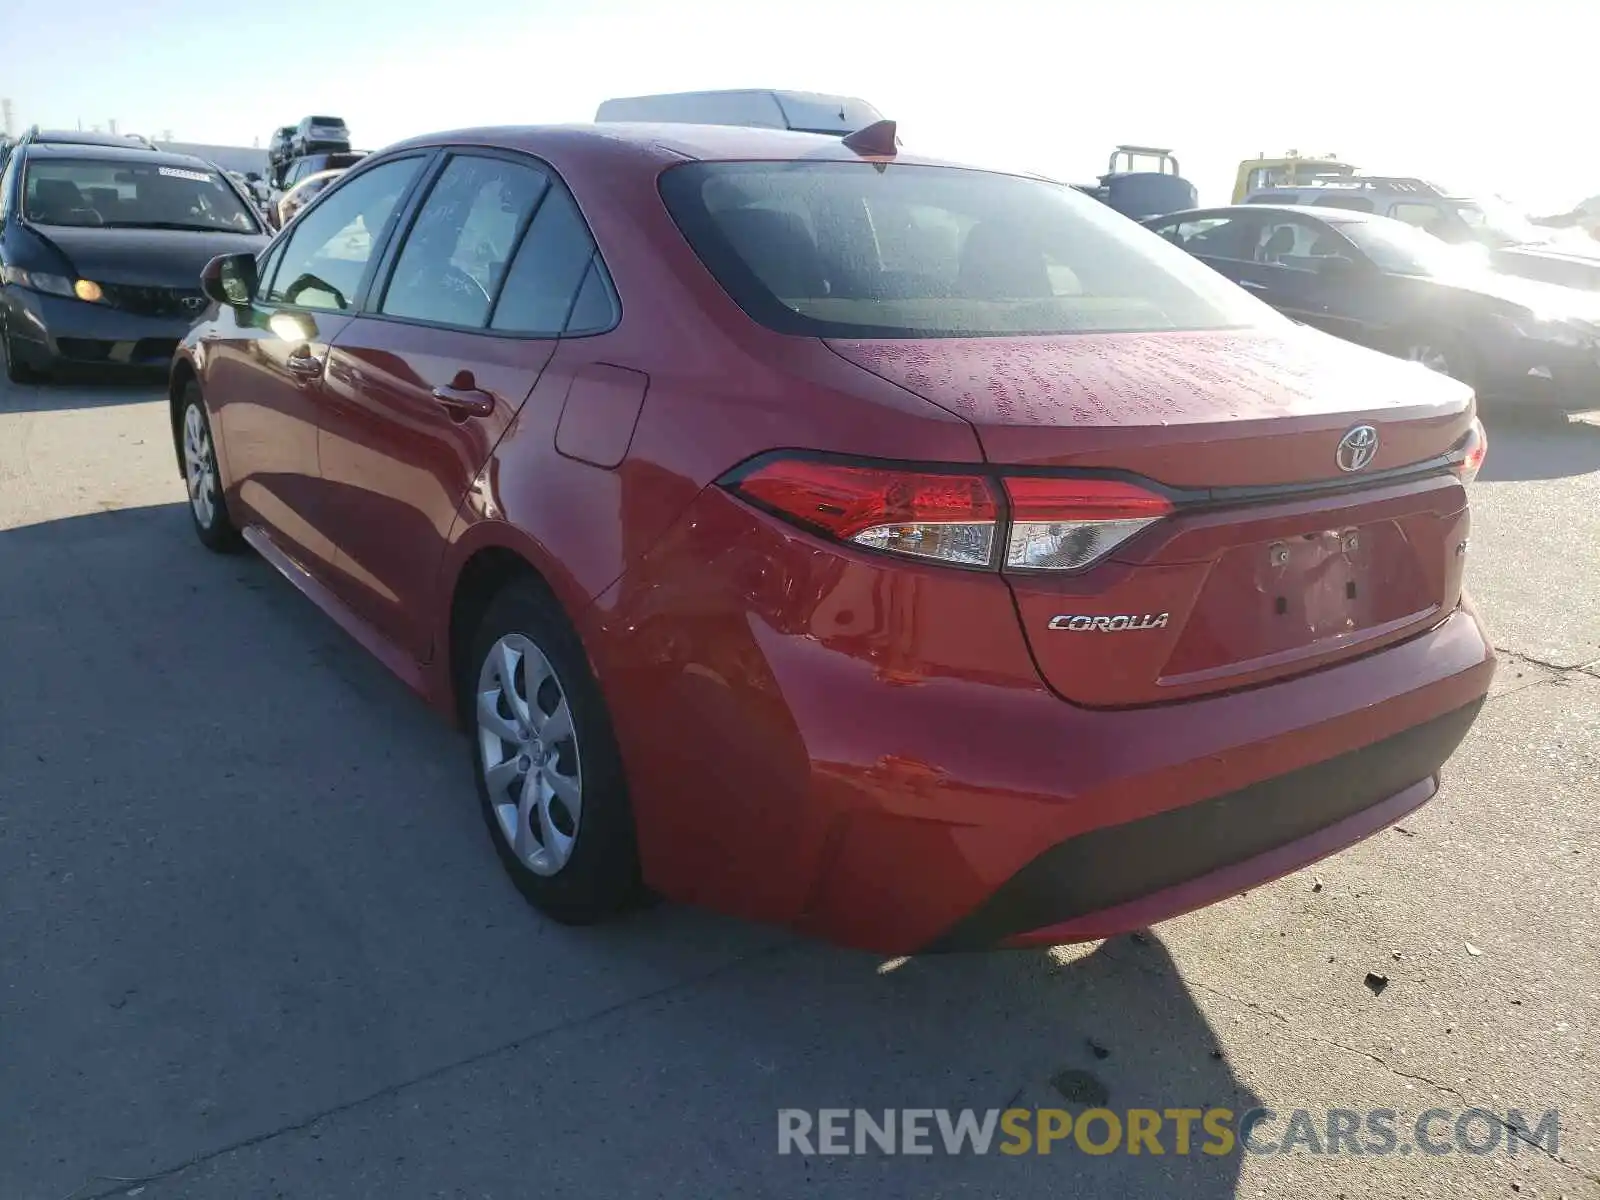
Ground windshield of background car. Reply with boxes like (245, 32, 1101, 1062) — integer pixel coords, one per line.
(658, 161, 1278, 337)
(1336, 217, 1487, 278)
(23, 158, 258, 231)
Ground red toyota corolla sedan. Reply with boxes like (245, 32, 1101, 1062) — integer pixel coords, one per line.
(171, 122, 1494, 954)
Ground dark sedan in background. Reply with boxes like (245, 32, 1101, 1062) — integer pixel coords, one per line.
(1144, 204, 1600, 409)
(1, 132, 268, 382)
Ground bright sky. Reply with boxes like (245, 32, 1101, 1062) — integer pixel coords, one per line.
(1, 0, 1591, 215)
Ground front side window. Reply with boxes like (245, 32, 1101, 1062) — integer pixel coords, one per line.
(1253, 218, 1351, 267)
(1336, 218, 1481, 278)
(267, 157, 422, 311)
(659, 161, 1275, 337)
(22, 158, 259, 232)
(254, 241, 286, 300)
(380, 155, 551, 329)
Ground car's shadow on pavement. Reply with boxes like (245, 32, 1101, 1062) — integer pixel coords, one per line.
(1, 502, 1256, 1200)
(0, 370, 168, 413)
(1477, 405, 1600, 481)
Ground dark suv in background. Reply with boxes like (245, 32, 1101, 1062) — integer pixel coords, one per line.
(267, 125, 296, 180)
(290, 115, 351, 158)
(0, 129, 267, 381)
(280, 151, 366, 194)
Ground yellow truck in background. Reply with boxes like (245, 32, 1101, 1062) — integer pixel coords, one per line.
(1233, 151, 1358, 202)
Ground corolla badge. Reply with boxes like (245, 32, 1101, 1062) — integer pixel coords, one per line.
(1335, 424, 1379, 473)
(1048, 613, 1170, 632)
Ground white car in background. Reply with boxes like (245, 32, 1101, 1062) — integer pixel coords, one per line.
(594, 88, 882, 135)
(274, 168, 345, 229)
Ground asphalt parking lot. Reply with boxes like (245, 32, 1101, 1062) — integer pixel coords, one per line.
(2, 374, 1597, 1200)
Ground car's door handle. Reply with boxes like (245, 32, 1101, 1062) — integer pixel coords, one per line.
(1237, 279, 1268, 292)
(286, 350, 322, 378)
(432, 385, 496, 418)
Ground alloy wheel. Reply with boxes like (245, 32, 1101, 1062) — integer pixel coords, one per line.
(476, 633, 583, 876)
(182, 403, 218, 528)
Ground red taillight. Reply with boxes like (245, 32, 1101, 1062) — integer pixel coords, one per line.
(1003, 476, 1173, 571)
(729, 458, 1001, 567)
(1452, 417, 1487, 484)
(725, 457, 1175, 572)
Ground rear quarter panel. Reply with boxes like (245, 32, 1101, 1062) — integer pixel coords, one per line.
(429, 143, 983, 669)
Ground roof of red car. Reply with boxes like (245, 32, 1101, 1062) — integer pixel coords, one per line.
(381, 122, 966, 171)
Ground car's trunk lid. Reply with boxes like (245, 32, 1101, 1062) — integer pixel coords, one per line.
(826, 327, 1473, 485)
(826, 327, 1476, 706)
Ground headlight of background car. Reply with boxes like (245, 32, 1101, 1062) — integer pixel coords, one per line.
(0, 265, 103, 302)
(1495, 309, 1599, 349)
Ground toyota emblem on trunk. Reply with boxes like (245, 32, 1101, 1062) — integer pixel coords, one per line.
(182, 296, 207, 314)
(1335, 424, 1378, 472)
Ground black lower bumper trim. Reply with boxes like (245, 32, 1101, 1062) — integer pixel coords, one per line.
(924, 699, 1485, 952)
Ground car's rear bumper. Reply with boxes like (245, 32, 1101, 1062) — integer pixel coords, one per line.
(790, 606, 1490, 954)
(6, 288, 196, 369)
(929, 698, 1480, 951)
(590, 491, 1497, 956)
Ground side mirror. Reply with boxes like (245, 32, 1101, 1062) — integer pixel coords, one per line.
(201, 252, 258, 307)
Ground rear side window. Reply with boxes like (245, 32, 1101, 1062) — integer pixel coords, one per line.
(563, 259, 618, 334)
(658, 161, 1272, 338)
(489, 185, 615, 335)
(380, 154, 551, 329)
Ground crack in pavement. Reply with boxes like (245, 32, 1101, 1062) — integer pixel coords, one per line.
(1171, 969, 1585, 1177)
(1318, 1039, 1580, 1167)
(1488, 647, 1600, 703)
(1494, 646, 1600, 677)
(68, 936, 800, 1200)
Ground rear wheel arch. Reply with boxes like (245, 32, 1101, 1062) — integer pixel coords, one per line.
(447, 546, 572, 726)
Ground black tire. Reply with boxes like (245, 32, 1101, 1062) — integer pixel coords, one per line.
(465, 579, 643, 924)
(178, 383, 243, 553)
(2, 321, 43, 384)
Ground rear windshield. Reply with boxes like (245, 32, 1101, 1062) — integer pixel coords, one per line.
(24, 158, 259, 232)
(659, 161, 1274, 338)
(310, 117, 345, 126)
